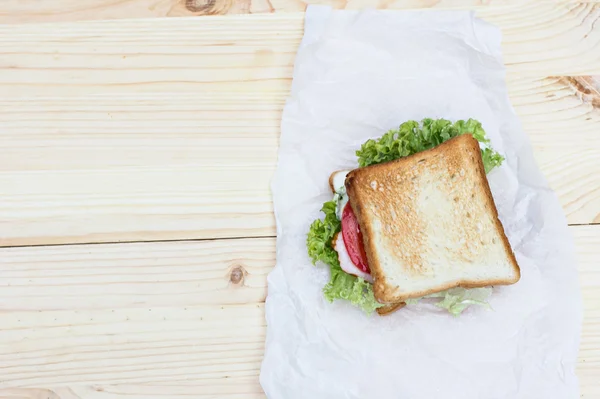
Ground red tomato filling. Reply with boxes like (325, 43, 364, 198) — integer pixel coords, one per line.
(341, 203, 371, 274)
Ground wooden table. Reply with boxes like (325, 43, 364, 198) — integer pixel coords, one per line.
(0, 1, 598, 398)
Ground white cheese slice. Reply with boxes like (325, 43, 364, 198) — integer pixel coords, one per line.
(334, 232, 373, 283)
(331, 170, 350, 192)
(331, 170, 351, 220)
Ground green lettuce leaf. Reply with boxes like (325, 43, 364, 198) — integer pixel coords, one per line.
(356, 118, 504, 173)
(481, 148, 504, 174)
(323, 264, 383, 314)
(307, 201, 340, 267)
(307, 200, 383, 314)
(405, 287, 493, 316)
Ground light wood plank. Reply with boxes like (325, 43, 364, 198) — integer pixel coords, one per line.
(574, 225, 600, 398)
(0, 225, 596, 396)
(0, 306, 266, 388)
(0, 0, 539, 23)
(0, 385, 263, 399)
(507, 76, 600, 224)
(0, 0, 593, 23)
(0, 238, 273, 310)
(0, 92, 281, 245)
(1, 6, 600, 245)
(2, 5, 600, 95)
(1, 76, 599, 246)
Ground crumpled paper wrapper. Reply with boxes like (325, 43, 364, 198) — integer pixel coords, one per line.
(260, 6, 582, 399)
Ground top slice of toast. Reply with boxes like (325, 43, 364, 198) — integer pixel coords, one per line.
(329, 170, 406, 316)
(345, 134, 520, 304)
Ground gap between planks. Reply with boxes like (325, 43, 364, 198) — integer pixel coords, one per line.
(0, 223, 598, 250)
(0, 234, 278, 250)
(1, 77, 599, 247)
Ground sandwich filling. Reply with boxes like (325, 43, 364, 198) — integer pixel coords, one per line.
(341, 203, 370, 275)
(332, 170, 372, 281)
(307, 118, 505, 314)
(334, 230, 372, 283)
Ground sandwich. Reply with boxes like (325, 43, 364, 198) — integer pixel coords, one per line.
(307, 118, 520, 316)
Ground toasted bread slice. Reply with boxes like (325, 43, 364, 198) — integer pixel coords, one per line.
(329, 170, 350, 193)
(345, 134, 520, 304)
(329, 170, 406, 315)
(376, 302, 406, 316)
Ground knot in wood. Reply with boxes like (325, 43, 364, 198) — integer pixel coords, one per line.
(186, 0, 232, 15)
(229, 266, 245, 285)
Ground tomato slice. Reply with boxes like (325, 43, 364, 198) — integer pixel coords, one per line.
(341, 203, 370, 274)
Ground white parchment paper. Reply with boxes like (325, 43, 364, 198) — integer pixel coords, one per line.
(260, 6, 582, 399)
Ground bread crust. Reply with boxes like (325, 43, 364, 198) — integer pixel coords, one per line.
(345, 134, 520, 304)
(328, 172, 337, 193)
(376, 302, 406, 316)
(329, 170, 406, 312)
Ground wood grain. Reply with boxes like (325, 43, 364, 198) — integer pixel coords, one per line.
(0, 0, 595, 23)
(575, 224, 600, 398)
(0, 225, 596, 396)
(0, 383, 265, 399)
(0, 1, 598, 398)
(507, 76, 600, 224)
(2, 4, 600, 92)
(0, 92, 280, 245)
(1, 5, 600, 246)
(0, 238, 273, 310)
